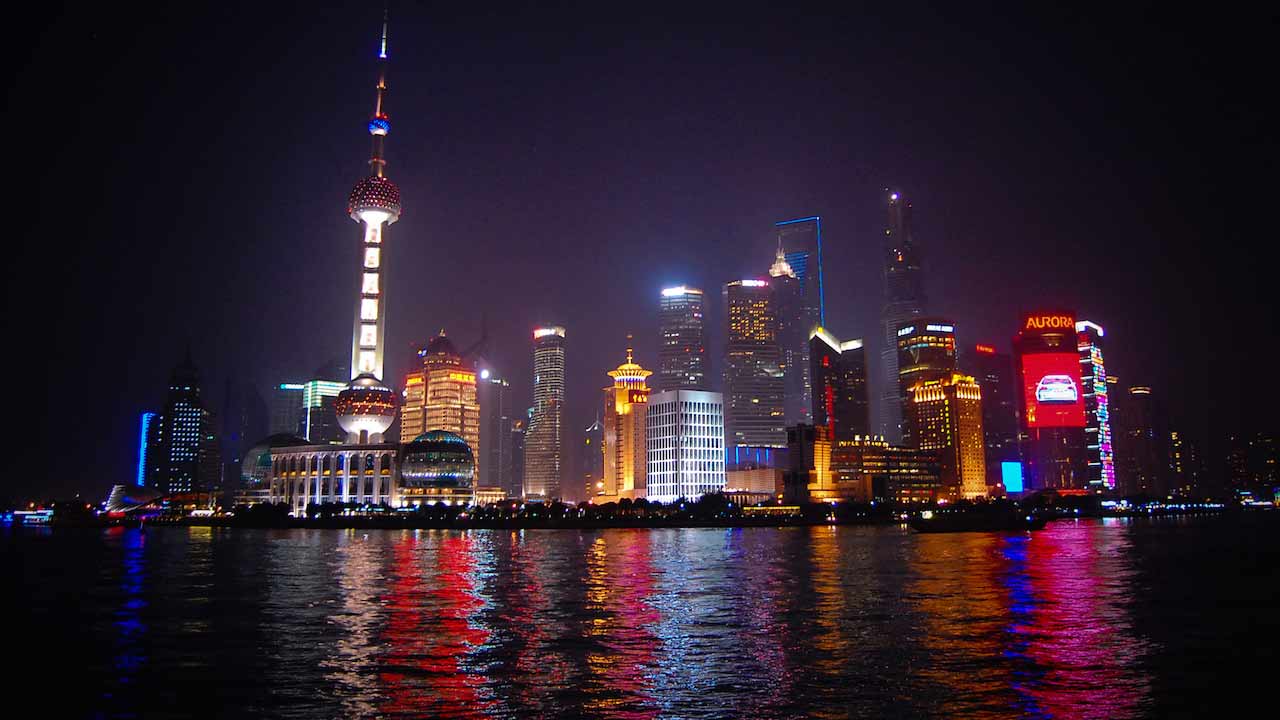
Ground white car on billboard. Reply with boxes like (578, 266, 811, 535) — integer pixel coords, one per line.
(1035, 374, 1078, 403)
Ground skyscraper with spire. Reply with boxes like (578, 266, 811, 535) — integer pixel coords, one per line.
(335, 12, 400, 444)
(775, 217, 822, 425)
(879, 190, 926, 443)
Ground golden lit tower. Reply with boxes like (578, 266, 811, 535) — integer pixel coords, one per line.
(400, 331, 480, 473)
(601, 340, 651, 500)
(908, 373, 987, 499)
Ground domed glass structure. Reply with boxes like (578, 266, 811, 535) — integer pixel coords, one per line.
(400, 430, 475, 489)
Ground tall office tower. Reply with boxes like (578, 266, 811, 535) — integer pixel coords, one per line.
(478, 370, 511, 490)
(1076, 321, 1116, 492)
(657, 286, 707, 391)
(157, 353, 205, 495)
(582, 416, 604, 501)
(525, 327, 566, 499)
(269, 383, 305, 436)
(907, 373, 987, 499)
(1168, 430, 1191, 497)
(602, 345, 651, 499)
(136, 411, 158, 487)
(646, 389, 726, 503)
(879, 191, 926, 443)
(198, 406, 222, 495)
(1118, 386, 1165, 497)
(1014, 310, 1089, 491)
(896, 319, 957, 447)
(723, 279, 786, 450)
(768, 241, 808, 426)
(809, 327, 869, 440)
(399, 371, 425, 440)
(220, 381, 267, 495)
(302, 378, 347, 443)
(398, 331, 481, 467)
(336, 15, 400, 444)
(966, 343, 1020, 491)
(509, 418, 527, 499)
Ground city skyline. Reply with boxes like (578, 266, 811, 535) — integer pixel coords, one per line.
(22, 3, 1274, 499)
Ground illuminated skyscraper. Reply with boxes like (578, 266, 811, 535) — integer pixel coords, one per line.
(156, 353, 210, 495)
(478, 369, 512, 491)
(302, 378, 347, 443)
(965, 343, 1020, 490)
(723, 279, 786, 449)
(399, 332, 480, 472)
(525, 326, 566, 499)
(336, 13, 400, 444)
(601, 344, 651, 499)
(1014, 310, 1088, 491)
(769, 241, 809, 426)
(808, 327, 869, 440)
(907, 373, 987, 499)
(269, 383, 305, 436)
(646, 389, 726, 503)
(1076, 320, 1116, 491)
(879, 190, 927, 443)
(657, 286, 706, 391)
(136, 411, 158, 487)
(509, 418, 527, 499)
(896, 318, 956, 447)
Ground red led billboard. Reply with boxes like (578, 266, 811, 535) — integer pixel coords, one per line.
(1021, 353, 1086, 428)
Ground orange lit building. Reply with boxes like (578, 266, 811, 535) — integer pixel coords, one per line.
(399, 331, 480, 477)
(600, 344, 651, 500)
(908, 373, 987, 499)
(399, 372, 426, 441)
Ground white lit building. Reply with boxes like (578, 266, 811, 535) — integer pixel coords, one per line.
(645, 389, 726, 503)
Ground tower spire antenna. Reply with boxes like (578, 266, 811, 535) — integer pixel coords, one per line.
(365, 6, 391, 177)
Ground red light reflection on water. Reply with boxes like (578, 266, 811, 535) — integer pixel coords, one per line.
(378, 532, 491, 718)
(1008, 521, 1153, 718)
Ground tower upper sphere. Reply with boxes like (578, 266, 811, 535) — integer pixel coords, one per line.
(348, 176, 401, 224)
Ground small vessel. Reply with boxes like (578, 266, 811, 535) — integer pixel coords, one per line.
(909, 506, 1047, 533)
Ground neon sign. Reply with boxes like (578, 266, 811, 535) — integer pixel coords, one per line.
(1023, 314, 1075, 331)
(975, 344, 996, 354)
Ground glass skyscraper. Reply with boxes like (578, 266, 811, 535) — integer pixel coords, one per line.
(524, 326, 566, 499)
(879, 191, 926, 443)
(775, 217, 823, 425)
(656, 286, 707, 391)
(723, 279, 786, 450)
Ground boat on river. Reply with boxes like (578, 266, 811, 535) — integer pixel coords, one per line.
(909, 505, 1048, 533)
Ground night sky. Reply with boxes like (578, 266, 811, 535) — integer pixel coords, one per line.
(21, 2, 1273, 499)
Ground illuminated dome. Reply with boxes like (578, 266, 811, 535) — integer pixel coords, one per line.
(348, 175, 401, 224)
(400, 430, 475, 489)
(335, 374, 398, 439)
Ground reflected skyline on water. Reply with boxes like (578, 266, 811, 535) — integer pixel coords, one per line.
(12, 517, 1276, 718)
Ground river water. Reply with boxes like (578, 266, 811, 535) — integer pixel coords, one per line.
(8, 515, 1278, 718)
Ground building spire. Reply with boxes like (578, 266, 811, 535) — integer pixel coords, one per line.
(769, 236, 795, 278)
(366, 7, 391, 178)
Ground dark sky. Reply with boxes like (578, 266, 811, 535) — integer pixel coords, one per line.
(19, 2, 1274, 499)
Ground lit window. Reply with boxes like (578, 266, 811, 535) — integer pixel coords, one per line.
(361, 298, 378, 321)
(359, 351, 377, 373)
(364, 247, 380, 269)
(360, 324, 377, 348)
(362, 273, 379, 295)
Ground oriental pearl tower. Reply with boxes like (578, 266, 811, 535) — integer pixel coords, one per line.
(335, 12, 400, 444)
